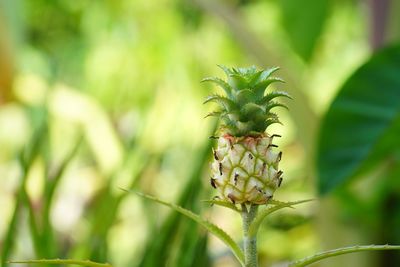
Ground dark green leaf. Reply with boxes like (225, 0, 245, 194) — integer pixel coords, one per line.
(235, 89, 254, 105)
(229, 74, 248, 90)
(317, 44, 400, 194)
(279, 0, 329, 61)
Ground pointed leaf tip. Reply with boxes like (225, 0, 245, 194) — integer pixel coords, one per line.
(259, 67, 281, 81)
(217, 64, 232, 77)
(201, 77, 232, 97)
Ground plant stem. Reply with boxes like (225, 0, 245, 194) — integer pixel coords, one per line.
(242, 204, 258, 267)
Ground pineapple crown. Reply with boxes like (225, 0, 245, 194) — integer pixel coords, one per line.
(203, 65, 291, 137)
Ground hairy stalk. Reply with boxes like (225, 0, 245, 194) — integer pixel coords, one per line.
(242, 205, 258, 267)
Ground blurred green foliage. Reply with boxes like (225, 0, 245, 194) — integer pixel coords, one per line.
(0, 0, 399, 266)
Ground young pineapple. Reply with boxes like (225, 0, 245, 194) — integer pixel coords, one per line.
(203, 65, 290, 205)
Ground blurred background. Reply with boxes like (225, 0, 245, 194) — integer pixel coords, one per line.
(0, 0, 400, 266)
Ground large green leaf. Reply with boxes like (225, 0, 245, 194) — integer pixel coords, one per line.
(317, 44, 400, 194)
(278, 0, 330, 61)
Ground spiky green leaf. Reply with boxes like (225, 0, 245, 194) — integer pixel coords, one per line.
(202, 199, 241, 212)
(235, 89, 255, 105)
(203, 66, 289, 136)
(259, 67, 280, 81)
(204, 94, 236, 112)
(264, 101, 289, 112)
(229, 74, 248, 90)
(259, 91, 292, 105)
(289, 245, 400, 267)
(217, 64, 233, 78)
(204, 111, 224, 118)
(8, 259, 112, 267)
(254, 77, 285, 98)
(249, 70, 265, 86)
(241, 103, 265, 117)
(264, 113, 282, 128)
(248, 199, 314, 237)
(132, 191, 245, 265)
(264, 119, 281, 129)
(201, 77, 232, 98)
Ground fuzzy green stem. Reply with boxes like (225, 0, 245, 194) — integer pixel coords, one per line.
(242, 204, 258, 267)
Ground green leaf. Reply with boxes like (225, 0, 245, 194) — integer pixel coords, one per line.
(42, 136, 83, 257)
(279, 0, 330, 61)
(203, 94, 236, 112)
(248, 70, 265, 86)
(229, 74, 248, 90)
(264, 101, 289, 112)
(202, 199, 241, 212)
(248, 199, 314, 237)
(1, 116, 48, 267)
(217, 64, 233, 78)
(317, 44, 400, 194)
(235, 89, 254, 105)
(138, 127, 215, 267)
(8, 259, 112, 267)
(264, 120, 280, 129)
(264, 115, 282, 129)
(241, 103, 265, 118)
(204, 111, 224, 118)
(289, 245, 400, 267)
(201, 77, 232, 98)
(254, 77, 285, 98)
(259, 91, 292, 105)
(132, 191, 245, 266)
(258, 67, 280, 81)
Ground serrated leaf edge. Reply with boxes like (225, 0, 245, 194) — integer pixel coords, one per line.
(8, 259, 112, 267)
(289, 244, 400, 267)
(248, 199, 314, 237)
(131, 191, 245, 265)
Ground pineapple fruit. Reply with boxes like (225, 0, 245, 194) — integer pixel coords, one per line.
(204, 65, 290, 205)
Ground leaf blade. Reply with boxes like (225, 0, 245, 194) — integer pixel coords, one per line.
(248, 199, 314, 237)
(201, 77, 232, 97)
(8, 259, 112, 267)
(279, 0, 329, 61)
(289, 245, 400, 267)
(202, 199, 241, 212)
(317, 45, 400, 194)
(132, 191, 245, 265)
